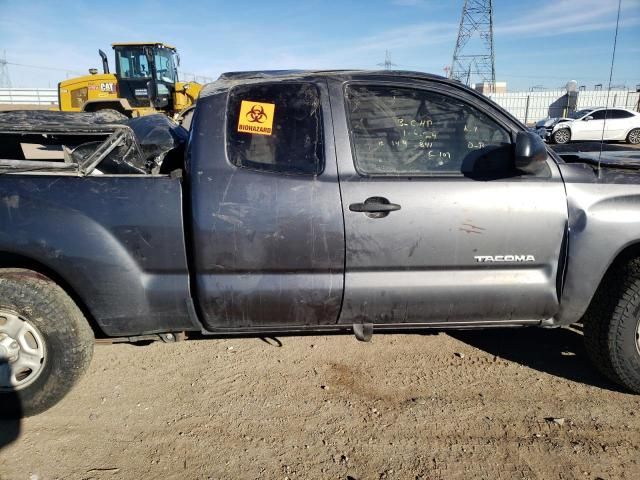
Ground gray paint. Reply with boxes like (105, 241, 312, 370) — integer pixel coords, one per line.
(1, 70, 639, 336)
(0, 176, 192, 335)
(327, 78, 567, 325)
(187, 81, 345, 329)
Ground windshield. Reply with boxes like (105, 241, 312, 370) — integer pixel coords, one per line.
(154, 49, 177, 83)
(569, 109, 594, 119)
(115, 47, 177, 83)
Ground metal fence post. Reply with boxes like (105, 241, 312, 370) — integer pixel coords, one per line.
(524, 95, 530, 125)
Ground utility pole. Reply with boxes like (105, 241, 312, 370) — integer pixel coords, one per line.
(378, 50, 397, 70)
(450, 0, 496, 90)
(0, 50, 11, 88)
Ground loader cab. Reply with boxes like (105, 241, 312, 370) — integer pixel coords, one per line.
(113, 42, 178, 110)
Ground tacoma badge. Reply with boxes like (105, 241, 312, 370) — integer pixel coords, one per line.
(474, 255, 536, 263)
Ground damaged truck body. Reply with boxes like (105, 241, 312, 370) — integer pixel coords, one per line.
(1, 70, 640, 416)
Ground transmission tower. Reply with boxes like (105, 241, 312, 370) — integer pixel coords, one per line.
(377, 50, 397, 70)
(450, 0, 495, 89)
(0, 50, 11, 88)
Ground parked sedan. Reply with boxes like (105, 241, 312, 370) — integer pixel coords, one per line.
(534, 108, 599, 141)
(550, 108, 640, 144)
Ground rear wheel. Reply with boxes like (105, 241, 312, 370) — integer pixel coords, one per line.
(552, 128, 571, 144)
(627, 128, 640, 145)
(583, 258, 640, 393)
(0, 269, 94, 417)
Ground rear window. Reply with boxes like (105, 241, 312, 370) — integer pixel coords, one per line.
(610, 110, 634, 119)
(226, 83, 324, 175)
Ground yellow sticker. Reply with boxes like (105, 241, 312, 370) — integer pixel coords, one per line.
(237, 100, 275, 135)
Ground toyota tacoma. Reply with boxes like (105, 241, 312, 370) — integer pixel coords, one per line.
(1, 70, 640, 417)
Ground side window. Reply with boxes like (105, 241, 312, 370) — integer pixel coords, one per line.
(345, 85, 512, 176)
(611, 110, 634, 119)
(226, 83, 324, 175)
(590, 110, 608, 120)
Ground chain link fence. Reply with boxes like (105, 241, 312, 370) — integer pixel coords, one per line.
(487, 90, 640, 125)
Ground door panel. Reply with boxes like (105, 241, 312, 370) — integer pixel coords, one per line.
(575, 110, 613, 140)
(189, 81, 344, 329)
(340, 178, 567, 324)
(330, 80, 568, 325)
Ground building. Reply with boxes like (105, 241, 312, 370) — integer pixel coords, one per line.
(473, 81, 507, 94)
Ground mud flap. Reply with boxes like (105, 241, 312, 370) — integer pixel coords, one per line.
(353, 322, 373, 342)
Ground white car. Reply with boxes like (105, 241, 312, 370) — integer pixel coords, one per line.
(550, 108, 640, 145)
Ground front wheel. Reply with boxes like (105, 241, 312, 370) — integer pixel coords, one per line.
(552, 128, 571, 144)
(627, 128, 640, 145)
(583, 259, 640, 393)
(0, 269, 94, 417)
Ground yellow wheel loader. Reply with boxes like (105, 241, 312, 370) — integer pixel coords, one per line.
(58, 42, 202, 121)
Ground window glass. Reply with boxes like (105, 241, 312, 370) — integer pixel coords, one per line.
(116, 48, 150, 79)
(155, 50, 177, 83)
(345, 85, 512, 176)
(570, 109, 594, 119)
(611, 110, 634, 119)
(226, 83, 323, 175)
(590, 110, 608, 120)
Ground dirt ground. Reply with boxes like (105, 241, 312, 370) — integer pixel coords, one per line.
(1, 326, 639, 480)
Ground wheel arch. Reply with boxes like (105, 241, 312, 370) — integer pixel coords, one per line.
(625, 126, 640, 141)
(82, 98, 132, 115)
(576, 240, 640, 322)
(0, 252, 105, 338)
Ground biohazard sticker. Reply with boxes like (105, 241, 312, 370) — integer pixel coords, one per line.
(237, 100, 275, 135)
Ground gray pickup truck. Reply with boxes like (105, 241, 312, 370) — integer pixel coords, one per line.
(1, 70, 639, 417)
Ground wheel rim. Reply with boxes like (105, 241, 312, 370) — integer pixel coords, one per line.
(0, 310, 46, 391)
(630, 130, 640, 144)
(555, 130, 569, 143)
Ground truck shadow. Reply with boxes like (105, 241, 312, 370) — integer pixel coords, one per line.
(0, 390, 22, 451)
(449, 325, 626, 393)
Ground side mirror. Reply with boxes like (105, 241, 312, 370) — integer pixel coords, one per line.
(514, 131, 547, 175)
(584, 115, 593, 121)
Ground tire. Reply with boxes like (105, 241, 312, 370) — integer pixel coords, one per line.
(92, 108, 130, 121)
(583, 258, 640, 393)
(0, 269, 94, 417)
(552, 128, 571, 144)
(176, 105, 196, 131)
(627, 128, 640, 145)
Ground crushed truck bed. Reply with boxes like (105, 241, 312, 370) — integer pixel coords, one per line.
(0, 110, 188, 175)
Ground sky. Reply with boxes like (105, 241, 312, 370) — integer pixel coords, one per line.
(0, 0, 639, 91)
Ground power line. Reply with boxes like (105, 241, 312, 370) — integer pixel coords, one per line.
(597, 0, 623, 177)
(5, 60, 84, 76)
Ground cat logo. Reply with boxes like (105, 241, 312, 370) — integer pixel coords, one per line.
(100, 83, 115, 93)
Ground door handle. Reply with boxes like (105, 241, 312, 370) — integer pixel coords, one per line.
(349, 197, 401, 216)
